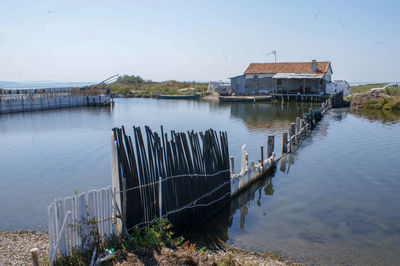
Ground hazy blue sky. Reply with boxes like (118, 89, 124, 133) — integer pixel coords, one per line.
(0, 0, 399, 83)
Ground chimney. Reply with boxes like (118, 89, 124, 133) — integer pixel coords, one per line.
(311, 60, 317, 72)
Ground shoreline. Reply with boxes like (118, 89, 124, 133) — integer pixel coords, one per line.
(0, 230, 297, 265)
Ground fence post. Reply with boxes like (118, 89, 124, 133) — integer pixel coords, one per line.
(282, 132, 288, 153)
(49, 211, 71, 266)
(122, 178, 127, 239)
(230, 156, 234, 175)
(290, 123, 296, 149)
(296, 117, 300, 142)
(159, 176, 162, 219)
(30, 248, 39, 266)
(260, 146, 264, 166)
(300, 119, 304, 137)
(267, 135, 274, 158)
(110, 131, 122, 234)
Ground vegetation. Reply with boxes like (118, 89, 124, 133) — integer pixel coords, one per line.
(53, 219, 185, 265)
(350, 83, 388, 94)
(124, 218, 184, 250)
(106, 74, 208, 97)
(361, 97, 400, 110)
(385, 85, 400, 96)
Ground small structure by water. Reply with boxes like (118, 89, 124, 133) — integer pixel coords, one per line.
(0, 88, 111, 114)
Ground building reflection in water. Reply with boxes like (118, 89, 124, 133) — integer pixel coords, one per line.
(224, 102, 321, 133)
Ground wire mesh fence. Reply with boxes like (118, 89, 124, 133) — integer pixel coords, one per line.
(112, 125, 231, 233)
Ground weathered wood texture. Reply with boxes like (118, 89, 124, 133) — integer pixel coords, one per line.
(112, 126, 230, 233)
(282, 99, 330, 154)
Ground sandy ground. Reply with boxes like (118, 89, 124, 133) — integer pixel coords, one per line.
(0, 230, 296, 265)
(0, 230, 49, 265)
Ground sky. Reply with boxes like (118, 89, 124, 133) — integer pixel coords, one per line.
(0, 0, 399, 83)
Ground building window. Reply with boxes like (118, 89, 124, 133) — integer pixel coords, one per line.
(254, 75, 259, 81)
(277, 79, 282, 86)
(320, 79, 323, 85)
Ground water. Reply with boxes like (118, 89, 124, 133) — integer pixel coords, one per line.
(1, 99, 399, 265)
(188, 108, 400, 265)
(0, 98, 313, 230)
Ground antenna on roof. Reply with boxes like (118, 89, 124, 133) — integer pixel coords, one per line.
(266, 50, 277, 63)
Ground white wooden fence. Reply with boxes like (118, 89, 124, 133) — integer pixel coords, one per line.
(48, 186, 119, 264)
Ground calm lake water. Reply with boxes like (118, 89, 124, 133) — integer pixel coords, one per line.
(1, 98, 400, 265)
(189, 108, 400, 265)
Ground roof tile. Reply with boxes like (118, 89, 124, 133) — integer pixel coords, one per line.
(244, 62, 331, 75)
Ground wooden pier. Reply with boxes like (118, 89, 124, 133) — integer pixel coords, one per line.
(271, 93, 329, 102)
(230, 99, 331, 197)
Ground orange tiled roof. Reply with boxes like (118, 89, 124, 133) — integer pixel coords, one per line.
(244, 61, 331, 75)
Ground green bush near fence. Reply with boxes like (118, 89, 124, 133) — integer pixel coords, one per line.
(53, 218, 184, 265)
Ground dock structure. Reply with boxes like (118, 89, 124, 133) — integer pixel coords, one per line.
(271, 93, 329, 103)
(0, 88, 111, 114)
(229, 98, 331, 197)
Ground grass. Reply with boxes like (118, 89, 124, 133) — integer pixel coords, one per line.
(105, 75, 208, 97)
(385, 85, 400, 96)
(350, 83, 388, 94)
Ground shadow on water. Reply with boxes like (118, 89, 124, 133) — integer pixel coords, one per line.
(186, 168, 277, 249)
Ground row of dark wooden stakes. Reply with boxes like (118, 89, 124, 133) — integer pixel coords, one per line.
(112, 125, 230, 232)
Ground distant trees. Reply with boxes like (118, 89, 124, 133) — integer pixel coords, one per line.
(117, 75, 146, 84)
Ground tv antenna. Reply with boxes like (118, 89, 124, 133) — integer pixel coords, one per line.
(266, 50, 277, 63)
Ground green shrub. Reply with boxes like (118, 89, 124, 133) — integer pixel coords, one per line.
(124, 218, 184, 251)
(385, 86, 400, 96)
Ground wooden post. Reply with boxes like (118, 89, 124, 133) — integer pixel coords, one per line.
(290, 123, 296, 140)
(267, 135, 274, 158)
(282, 132, 288, 153)
(300, 119, 304, 137)
(122, 178, 127, 238)
(230, 156, 234, 175)
(31, 248, 39, 266)
(260, 146, 264, 166)
(159, 176, 162, 219)
(296, 117, 300, 142)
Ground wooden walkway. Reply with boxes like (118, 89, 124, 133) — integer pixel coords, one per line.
(271, 93, 329, 102)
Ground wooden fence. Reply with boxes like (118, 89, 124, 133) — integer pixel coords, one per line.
(283, 99, 330, 154)
(48, 186, 118, 265)
(111, 126, 231, 233)
(0, 95, 111, 114)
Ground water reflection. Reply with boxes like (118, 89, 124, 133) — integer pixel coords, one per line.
(350, 109, 400, 124)
(188, 169, 277, 248)
(188, 109, 400, 265)
(223, 102, 320, 133)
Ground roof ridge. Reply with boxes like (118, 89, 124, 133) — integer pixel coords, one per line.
(250, 61, 331, 64)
